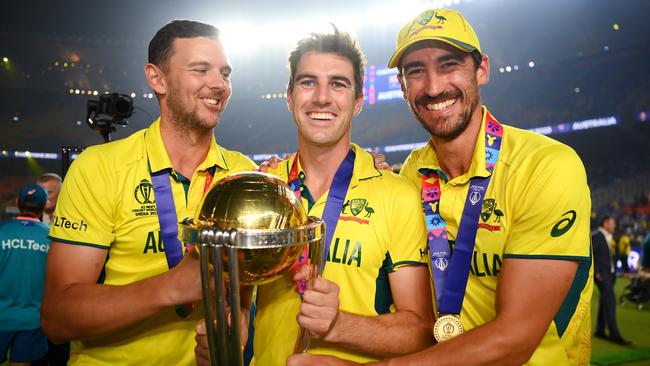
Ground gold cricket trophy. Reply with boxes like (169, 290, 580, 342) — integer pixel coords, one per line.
(181, 172, 325, 366)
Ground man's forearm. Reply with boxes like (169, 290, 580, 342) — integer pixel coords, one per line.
(369, 318, 539, 366)
(327, 310, 434, 358)
(41, 272, 177, 343)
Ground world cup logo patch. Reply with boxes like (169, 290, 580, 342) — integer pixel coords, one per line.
(134, 179, 155, 205)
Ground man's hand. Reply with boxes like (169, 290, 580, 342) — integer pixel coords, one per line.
(194, 312, 250, 366)
(258, 155, 283, 173)
(287, 353, 363, 366)
(297, 277, 341, 342)
(164, 249, 203, 306)
(195, 319, 210, 366)
(368, 151, 391, 171)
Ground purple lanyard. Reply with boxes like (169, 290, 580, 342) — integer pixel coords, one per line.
(150, 162, 213, 318)
(150, 170, 184, 268)
(288, 149, 355, 296)
(151, 167, 214, 268)
(422, 113, 503, 315)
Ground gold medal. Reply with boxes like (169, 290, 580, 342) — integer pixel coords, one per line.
(433, 314, 464, 342)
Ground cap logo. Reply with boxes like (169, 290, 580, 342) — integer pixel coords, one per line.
(433, 11, 448, 24)
(407, 10, 449, 38)
(27, 189, 37, 195)
(416, 10, 434, 25)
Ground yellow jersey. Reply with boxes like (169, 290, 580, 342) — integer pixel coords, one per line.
(252, 144, 428, 365)
(400, 107, 593, 366)
(49, 119, 256, 365)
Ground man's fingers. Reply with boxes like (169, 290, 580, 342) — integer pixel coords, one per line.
(307, 277, 340, 294)
(258, 162, 270, 173)
(299, 301, 338, 321)
(196, 318, 206, 335)
(269, 156, 281, 168)
(293, 263, 314, 281)
(194, 319, 210, 366)
(257, 155, 283, 173)
(297, 313, 336, 338)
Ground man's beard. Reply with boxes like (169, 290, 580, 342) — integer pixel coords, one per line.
(410, 90, 479, 142)
(167, 88, 220, 133)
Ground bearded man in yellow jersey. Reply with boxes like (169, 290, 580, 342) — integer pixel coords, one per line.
(41, 20, 255, 365)
(195, 28, 434, 366)
(289, 8, 593, 366)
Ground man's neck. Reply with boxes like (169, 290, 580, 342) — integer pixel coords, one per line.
(430, 107, 484, 180)
(298, 140, 351, 202)
(159, 117, 214, 179)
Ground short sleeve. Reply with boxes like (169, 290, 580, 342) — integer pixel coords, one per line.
(386, 177, 429, 270)
(48, 148, 116, 248)
(399, 150, 422, 188)
(505, 144, 591, 260)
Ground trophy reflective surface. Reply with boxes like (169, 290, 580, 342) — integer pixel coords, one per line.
(182, 172, 325, 366)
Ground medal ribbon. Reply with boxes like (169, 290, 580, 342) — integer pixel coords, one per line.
(422, 112, 503, 315)
(289, 149, 355, 297)
(151, 162, 215, 317)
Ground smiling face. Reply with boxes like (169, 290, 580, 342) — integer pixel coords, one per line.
(288, 51, 363, 149)
(151, 36, 232, 133)
(398, 41, 489, 141)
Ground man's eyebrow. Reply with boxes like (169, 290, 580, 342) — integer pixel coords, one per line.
(187, 61, 210, 68)
(437, 53, 466, 64)
(402, 53, 466, 72)
(402, 60, 425, 72)
(295, 72, 316, 81)
(330, 75, 352, 85)
(295, 73, 352, 85)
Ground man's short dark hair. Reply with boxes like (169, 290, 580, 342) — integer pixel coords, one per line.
(148, 20, 220, 69)
(599, 215, 615, 227)
(288, 26, 366, 98)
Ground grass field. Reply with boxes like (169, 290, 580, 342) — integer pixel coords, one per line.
(591, 276, 650, 366)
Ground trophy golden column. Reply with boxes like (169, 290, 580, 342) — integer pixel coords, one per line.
(182, 172, 325, 366)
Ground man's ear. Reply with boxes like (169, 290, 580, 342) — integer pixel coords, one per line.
(286, 87, 293, 113)
(353, 94, 364, 116)
(397, 73, 407, 100)
(145, 63, 166, 96)
(477, 54, 490, 86)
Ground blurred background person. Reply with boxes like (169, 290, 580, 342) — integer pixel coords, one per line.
(0, 184, 50, 366)
(36, 173, 62, 226)
(593, 216, 631, 345)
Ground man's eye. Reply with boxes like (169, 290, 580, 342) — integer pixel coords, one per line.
(406, 68, 423, 76)
(300, 80, 316, 87)
(192, 69, 207, 74)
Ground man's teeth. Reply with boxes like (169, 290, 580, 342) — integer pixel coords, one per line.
(308, 112, 334, 120)
(203, 98, 218, 105)
(426, 98, 456, 111)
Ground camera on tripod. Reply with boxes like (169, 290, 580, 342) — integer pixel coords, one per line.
(86, 93, 134, 142)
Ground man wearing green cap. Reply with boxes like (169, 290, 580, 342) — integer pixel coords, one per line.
(288, 8, 593, 366)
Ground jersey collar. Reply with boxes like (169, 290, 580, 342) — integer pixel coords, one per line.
(417, 105, 493, 184)
(145, 118, 229, 174)
(285, 143, 382, 188)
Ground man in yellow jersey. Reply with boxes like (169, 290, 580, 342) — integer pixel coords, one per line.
(288, 8, 593, 366)
(41, 20, 256, 365)
(195, 28, 434, 365)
